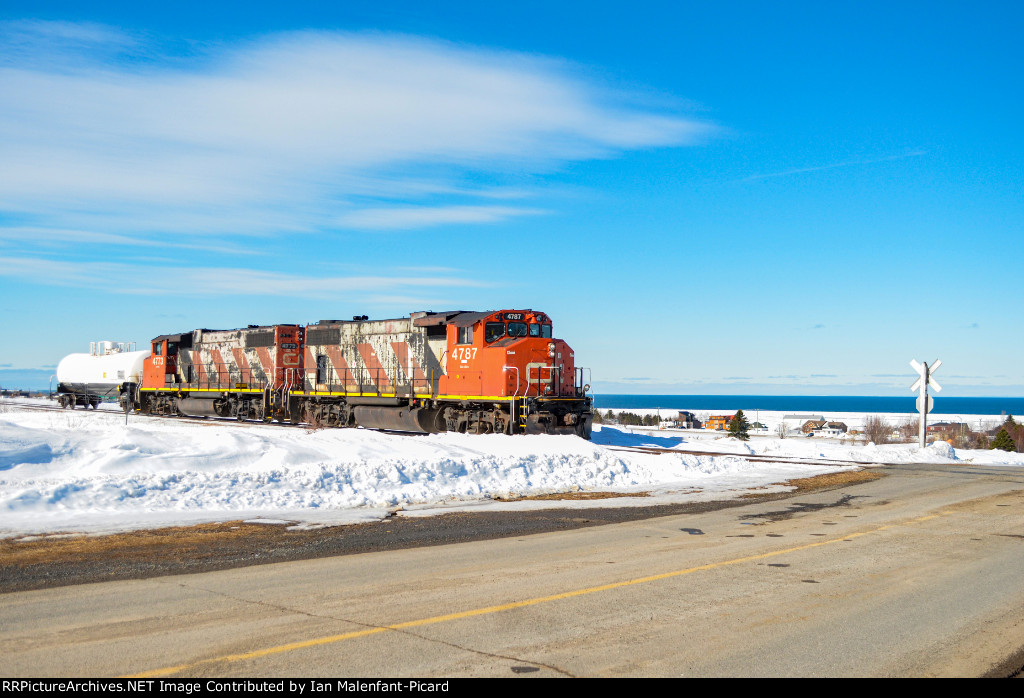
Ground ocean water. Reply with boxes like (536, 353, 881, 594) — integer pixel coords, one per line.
(593, 394, 1024, 417)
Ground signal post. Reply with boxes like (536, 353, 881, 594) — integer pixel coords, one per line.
(910, 359, 941, 448)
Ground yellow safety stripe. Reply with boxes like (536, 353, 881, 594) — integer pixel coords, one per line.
(140, 388, 585, 402)
(140, 388, 265, 394)
(292, 391, 584, 402)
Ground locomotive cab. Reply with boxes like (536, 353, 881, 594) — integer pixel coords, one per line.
(142, 334, 190, 388)
(444, 310, 579, 398)
(442, 309, 593, 436)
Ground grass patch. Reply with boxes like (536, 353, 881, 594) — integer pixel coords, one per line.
(496, 491, 651, 501)
(740, 469, 884, 498)
(0, 521, 291, 567)
(787, 469, 885, 489)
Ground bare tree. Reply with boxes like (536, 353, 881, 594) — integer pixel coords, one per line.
(896, 418, 918, 443)
(863, 415, 892, 445)
(775, 422, 787, 439)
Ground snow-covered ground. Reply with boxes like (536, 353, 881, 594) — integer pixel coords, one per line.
(1, 398, 1021, 537)
(597, 407, 1011, 439)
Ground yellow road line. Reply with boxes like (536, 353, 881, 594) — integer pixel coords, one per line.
(125, 511, 949, 678)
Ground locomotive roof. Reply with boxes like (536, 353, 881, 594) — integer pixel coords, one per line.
(308, 310, 520, 328)
(446, 311, 493, 327)
(309, 310, 491, 328)
(150, 331, 195, 343)
(151, 310, 544, 342)
(150, 324, 295, 343)
(412, 310, 538, 327)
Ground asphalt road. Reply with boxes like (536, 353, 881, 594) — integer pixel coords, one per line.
(2, 462, 1023, 677)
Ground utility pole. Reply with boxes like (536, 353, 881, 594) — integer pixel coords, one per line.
(910, 359, 942, 448)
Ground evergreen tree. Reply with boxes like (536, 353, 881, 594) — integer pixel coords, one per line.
(992, 428, 1016, 452)
(728, 409, 751, 441)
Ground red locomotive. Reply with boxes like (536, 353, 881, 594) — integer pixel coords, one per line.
(134, 309, 594, 437)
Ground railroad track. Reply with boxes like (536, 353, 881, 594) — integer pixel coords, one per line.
(5, 402, 884, 465)
(2, 400, 312, 430)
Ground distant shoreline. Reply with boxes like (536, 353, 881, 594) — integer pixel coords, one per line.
(594, 394, 1023, 417)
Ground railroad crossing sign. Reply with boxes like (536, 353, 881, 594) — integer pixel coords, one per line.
(910, 359, 942, 448)
(910, 359, 942, 394)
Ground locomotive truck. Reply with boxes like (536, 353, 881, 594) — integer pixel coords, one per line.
(126, 309, 593, 437)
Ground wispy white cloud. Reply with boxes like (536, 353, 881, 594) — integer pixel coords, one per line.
(0, 226, 258, 254)
(0, 21, 712, 240)
(0, 256, 487, 301)
(336, 205, 546, 230)
(743, 150, 927, 182)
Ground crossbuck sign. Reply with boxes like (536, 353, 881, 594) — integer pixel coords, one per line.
(910, 359, 942, 448)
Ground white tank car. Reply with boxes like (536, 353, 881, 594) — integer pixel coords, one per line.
(56, 341, 149, 408)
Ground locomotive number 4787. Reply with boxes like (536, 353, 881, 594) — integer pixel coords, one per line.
(453, 347, 477, 362)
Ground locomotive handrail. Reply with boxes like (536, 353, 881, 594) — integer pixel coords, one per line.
(576, 367, 592, 399)
(183, 369, 272, 392)
(504, 365, 520, 430)
(308, 364, 422, 396)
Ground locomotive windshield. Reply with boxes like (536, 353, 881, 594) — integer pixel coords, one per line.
(507, 322, 528, 337)
(484, 322, 505, 343)
(485, 320, 550, 342)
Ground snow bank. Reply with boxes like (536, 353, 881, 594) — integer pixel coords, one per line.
(0, 399, 1019, 536)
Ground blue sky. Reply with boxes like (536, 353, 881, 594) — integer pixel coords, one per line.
(1, 1, 1022, 396)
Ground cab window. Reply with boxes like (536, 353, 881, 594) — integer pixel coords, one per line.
(541, 324, 552, 338)
(507, 322, 528, 337)
(167, 342, 178, 356)
(529, 324, 540, 337)
(484, 322, 505, 343)
(153, 342, 163, 356)
(457, 326, 474, 345)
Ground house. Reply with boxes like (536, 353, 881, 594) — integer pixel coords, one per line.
(706, 414, 733, 430)
(675, 411, 702, 429)
(783, 414, 824, 430)
(813, 421, 848, 437)
(802, 419, 827, 434)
